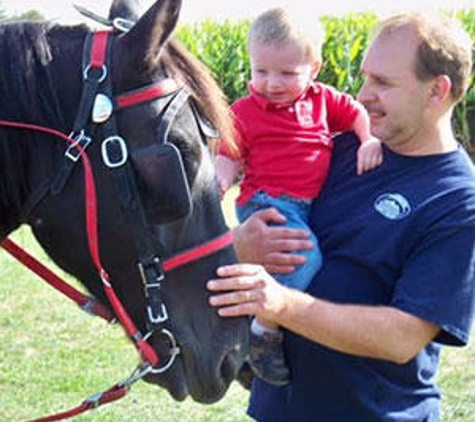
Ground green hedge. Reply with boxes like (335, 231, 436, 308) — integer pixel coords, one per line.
(177, 11, 475, 150)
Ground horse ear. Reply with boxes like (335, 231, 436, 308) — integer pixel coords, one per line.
(116, 0, 182, 68)
(108, 0, 142, 22)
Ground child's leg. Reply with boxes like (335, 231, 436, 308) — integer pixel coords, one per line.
(248, 315, 289, 386)
(237, 192, 322, 291)
(272, 210, 321, 291)
(260, 194, 322, 291)
(237, 193, 322, 386)
(235, 192, 268, 224)
(236, 195, 280, 327)
(236, 194, 290, 384)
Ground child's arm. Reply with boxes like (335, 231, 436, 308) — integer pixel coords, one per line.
(215, 154, 241, 198)
(352, 105, 383, 176)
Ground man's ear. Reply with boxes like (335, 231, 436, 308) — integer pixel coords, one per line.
(428, 75, 452, 106)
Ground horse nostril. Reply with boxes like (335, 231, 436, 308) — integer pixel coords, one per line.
(220, 347, 242, 384)
(220, 356, 233, 383)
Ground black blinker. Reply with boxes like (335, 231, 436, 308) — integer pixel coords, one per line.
(131, 143, 192, 226)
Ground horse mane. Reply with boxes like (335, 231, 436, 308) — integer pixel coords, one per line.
(0, 21, 84, 127)
(0, 22, 57, 220)
(161, 39, 237, 153)
(0, 21, 86, 235)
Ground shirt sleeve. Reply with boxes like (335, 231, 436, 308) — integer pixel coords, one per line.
(323, 85, 361, 133)
(391, 205, 475, 346)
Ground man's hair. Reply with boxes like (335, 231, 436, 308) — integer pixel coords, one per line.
(375, 13, 473, 104)
(248, 7, 326, 63)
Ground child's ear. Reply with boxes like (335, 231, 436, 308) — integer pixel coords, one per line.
(311, 61, 322, 80)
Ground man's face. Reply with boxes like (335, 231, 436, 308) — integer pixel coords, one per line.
(357, 27, 433, 153)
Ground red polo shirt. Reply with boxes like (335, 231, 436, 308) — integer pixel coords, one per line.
(220, 83, 360, 206)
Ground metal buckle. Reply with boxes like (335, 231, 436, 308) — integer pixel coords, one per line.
(101, 136, 128, 168)
(65, 130, 92, 162)
(80, 297, 99, 315)
(147, 303, 168, 324)
(138, 259, 165, 285)
(84, 392, 103, 408)
(138, 259, 168, 324)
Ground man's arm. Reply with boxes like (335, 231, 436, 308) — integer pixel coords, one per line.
(208, 264, 440, 364)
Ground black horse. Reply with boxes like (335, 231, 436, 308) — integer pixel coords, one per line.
(0, 0, 248, 404)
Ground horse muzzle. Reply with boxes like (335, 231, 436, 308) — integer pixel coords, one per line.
(143, 319, 249, 403)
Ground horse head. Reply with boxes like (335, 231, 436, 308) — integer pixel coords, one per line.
(0, 0, 248, 404)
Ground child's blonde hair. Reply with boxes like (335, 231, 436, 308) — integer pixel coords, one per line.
(248, 7, 326, 63)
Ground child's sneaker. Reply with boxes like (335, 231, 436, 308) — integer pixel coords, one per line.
(249, 329, 290, 386)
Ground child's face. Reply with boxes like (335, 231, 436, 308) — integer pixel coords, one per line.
(249, 39, 319, 104)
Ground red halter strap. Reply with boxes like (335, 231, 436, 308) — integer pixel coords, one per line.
(1, 228, 233, 320)
(89, 29, 109, 68)
(89, 31, 179, 110)
(1, 237, 115, 322)
(115, 79, 180, 109)
(164, 231, 234, 272)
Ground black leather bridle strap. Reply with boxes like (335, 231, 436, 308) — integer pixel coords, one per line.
(102, 88, 191, 331)
(51, 31, 111, 195)
(156, 89, 191, 143)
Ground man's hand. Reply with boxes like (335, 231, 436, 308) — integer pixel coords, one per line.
(233, 208, 313, 273)
(207, 264, 290, 323)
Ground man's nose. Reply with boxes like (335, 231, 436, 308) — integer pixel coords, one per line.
(357, 79, 373, 103)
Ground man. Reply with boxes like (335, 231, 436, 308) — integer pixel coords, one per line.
(207, 12, 475, 422)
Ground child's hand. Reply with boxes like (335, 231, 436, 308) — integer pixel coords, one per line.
(357, 137, 383, 175)
(215, 155, 240, 199)
(217, 176, 231, 199)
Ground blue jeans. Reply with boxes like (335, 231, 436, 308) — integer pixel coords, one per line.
(236, 191, 322, 291)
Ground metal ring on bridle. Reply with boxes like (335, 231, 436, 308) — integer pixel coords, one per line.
(101, 136, 128, 168)
(143, 328, 181, 374)
(83, 64, 107, 83)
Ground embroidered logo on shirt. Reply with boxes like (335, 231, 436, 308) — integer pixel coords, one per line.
(374, 193, 411, 220)
(295, 100, 314, 127)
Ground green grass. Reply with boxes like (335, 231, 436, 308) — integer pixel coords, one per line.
(1, 202, 474, 421)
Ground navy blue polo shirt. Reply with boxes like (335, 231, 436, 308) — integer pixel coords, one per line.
(248, 132, 475, 422)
